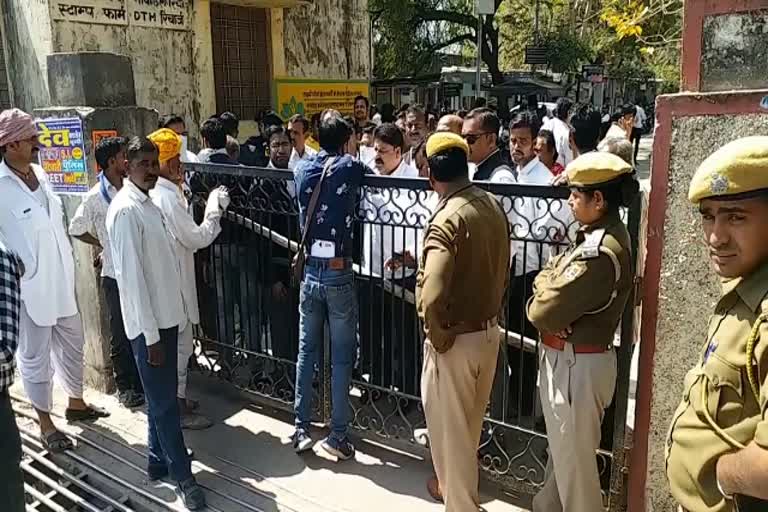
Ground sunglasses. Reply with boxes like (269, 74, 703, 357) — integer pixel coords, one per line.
(463, 132, 493, 145)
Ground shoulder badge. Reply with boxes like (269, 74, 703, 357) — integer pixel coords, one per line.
(580, 228, 606, 259)
(562, 261, 587, 282)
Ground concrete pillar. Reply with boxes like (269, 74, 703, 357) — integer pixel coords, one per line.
(34, 52, 158, 393)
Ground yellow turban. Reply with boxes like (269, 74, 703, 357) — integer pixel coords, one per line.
(426, 132, 469, 158)
(147, 128, 182, 165)
(688, 136, 768, 204)
(566, 151, 632, 188)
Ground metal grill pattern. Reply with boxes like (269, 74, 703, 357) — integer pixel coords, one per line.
(185, 162, 638, 510)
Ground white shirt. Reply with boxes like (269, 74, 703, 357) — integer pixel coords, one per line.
(0, 162, 78, 326)
(69, 178, 119, 278)
(150, 177, 221, 325)
(512, 157, 573, 276)
(550, 117, 574, 167)
(288, 145, 317, 171)
(107, 179, 186, 346)
(362, 159, 425, 279)
(605, 123, 628, 140)
(634, 105, 647, 129)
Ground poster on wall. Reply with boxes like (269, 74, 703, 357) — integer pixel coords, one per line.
(51, 0, 190, 30)
(36, 117, 89, 194)
(274, 79, 370, 121)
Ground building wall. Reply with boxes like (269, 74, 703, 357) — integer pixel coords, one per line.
(283, 0, 370, 80)
(0, 0, 54, 111)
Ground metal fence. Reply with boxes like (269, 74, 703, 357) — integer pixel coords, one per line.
(185, 162, 640, 510)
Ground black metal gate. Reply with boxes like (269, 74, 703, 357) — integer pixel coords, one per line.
(186, 162, 639, 510)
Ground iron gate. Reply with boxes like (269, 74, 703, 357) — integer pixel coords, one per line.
(186, 162, 640, 510)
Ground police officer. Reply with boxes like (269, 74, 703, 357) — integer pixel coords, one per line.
(667, 136, 768, 512)
(418, 132, 510, 512)
(527, 152, 638, 512)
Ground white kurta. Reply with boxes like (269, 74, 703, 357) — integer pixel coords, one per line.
(0, 161, 77, 326)
(106, 180, 186, 346)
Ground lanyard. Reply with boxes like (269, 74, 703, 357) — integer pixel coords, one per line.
(98, 172, 113, 205)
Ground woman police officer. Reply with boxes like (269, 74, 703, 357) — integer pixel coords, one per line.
(527, 151, 638, 512)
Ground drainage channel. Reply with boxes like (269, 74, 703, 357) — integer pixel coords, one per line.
(11, 395, 349, 512)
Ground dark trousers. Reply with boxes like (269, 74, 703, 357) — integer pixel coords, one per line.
(358, 276, 419, 395)
(631, 127, 642, 162)
(269, 281, 300, 364)
(0, 390, 24, 512)
(102, 277, 143, 394)
(492, 271, 540, 423)
(131, 327, 192, 483)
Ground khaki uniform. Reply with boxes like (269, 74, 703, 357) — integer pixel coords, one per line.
(666, 263, 768, 512)
(527, 210, 632, 512)
(417, 183, 510, 512)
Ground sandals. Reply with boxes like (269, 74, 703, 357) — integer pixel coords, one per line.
(65, 405, 111, 422)
(41, 430, 73, 453)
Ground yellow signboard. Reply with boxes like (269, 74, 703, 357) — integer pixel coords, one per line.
(274, 79, 370, 120)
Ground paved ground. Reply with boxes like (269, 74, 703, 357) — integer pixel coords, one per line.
(12, 375, 529, 512)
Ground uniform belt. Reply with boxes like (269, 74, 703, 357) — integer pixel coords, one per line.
(306, 256, 352, 270)
(451, 316, 498, 335)
(541, 334, 610, 354)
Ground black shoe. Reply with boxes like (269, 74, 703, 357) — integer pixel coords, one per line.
(119, 390, 145, 408)
(177, 477, 206, 511)
(321, 435, 355, 461)
(292, 428, 313, 453)
(147, 463, 168, 482)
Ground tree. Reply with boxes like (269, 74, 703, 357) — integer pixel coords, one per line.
(371, 0, 508, 85)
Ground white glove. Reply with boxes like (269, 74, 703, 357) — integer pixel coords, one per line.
(205, 186, 230, 217)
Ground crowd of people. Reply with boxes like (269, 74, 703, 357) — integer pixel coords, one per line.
(1, 84, 765, 512)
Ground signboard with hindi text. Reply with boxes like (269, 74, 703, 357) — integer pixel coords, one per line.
(274, 79, 370, 120)
(51, 0, 190, 30)
(36, 117, 89, 194)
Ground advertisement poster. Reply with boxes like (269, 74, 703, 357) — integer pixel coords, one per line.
(274, 79, 370, 120)
(37, 117, 89, 194)
(92, 129, 118, 149)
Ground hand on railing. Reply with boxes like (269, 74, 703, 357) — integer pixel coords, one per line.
(384, 250, 417, 271)
(206, 186, 231, 217)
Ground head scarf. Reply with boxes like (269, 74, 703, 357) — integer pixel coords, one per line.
(0, 108, 37, 147)
(147, 128, 182, 164)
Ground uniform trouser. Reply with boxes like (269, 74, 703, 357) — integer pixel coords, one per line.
(102, 277, 143, 395)
(17, 305, 84, 413)
(422, 326, 499, 512)
(177, 324, 195, 400)
(532, 344, 617, 512)
(0, 390, 25, 512)
(131, 327, 192, 482)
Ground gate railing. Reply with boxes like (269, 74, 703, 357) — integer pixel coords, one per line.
(185, 162, 639, 510)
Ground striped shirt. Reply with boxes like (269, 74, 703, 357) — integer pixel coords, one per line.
(0, 236, 21, 391)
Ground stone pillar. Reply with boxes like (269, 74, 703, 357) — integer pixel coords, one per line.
(628, 2, 768, 511)
(34, 52, 158, 393)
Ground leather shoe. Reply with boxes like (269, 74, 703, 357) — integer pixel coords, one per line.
(178, 477, 206, 510)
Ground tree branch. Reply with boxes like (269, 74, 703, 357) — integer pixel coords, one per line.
(428, 32, 476, 53)
(413, 7, 477, 29)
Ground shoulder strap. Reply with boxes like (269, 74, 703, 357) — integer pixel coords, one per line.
(298, 157, 335, 252)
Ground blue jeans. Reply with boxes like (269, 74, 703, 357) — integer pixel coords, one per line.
(294, 264, 357, 439)
(131, 327, 192, 483)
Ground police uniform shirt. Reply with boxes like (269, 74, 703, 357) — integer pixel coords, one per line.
(666, 262, 768, 512)
(527, 209, 631, 346)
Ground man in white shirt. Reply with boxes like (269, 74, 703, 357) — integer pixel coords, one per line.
(0, 108, 108, 453)
(287, 114, 317, 170)
(404, 105, 429, 166)
(550, 97, 574, 167)
(69, 136, 145, 409)
(147, 128, 229, 430)
(360, 123, 423, 394)
(106, 136, 205, 510)
(462, 108, 516, 183)
(631, 102, 647, 163)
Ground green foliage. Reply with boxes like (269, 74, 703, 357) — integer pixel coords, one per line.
(540, 30, 594, 74)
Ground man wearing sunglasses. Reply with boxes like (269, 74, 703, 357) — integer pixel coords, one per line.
(462, 108, 515, 184)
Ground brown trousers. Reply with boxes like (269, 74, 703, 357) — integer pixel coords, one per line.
(422, 326, 500, 512)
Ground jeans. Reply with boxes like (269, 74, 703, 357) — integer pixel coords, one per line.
(294, 264, 357, 439)
(102, 277, 142, 394)
(131, 327, 192, 482)
(0, 390, 24, 512)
